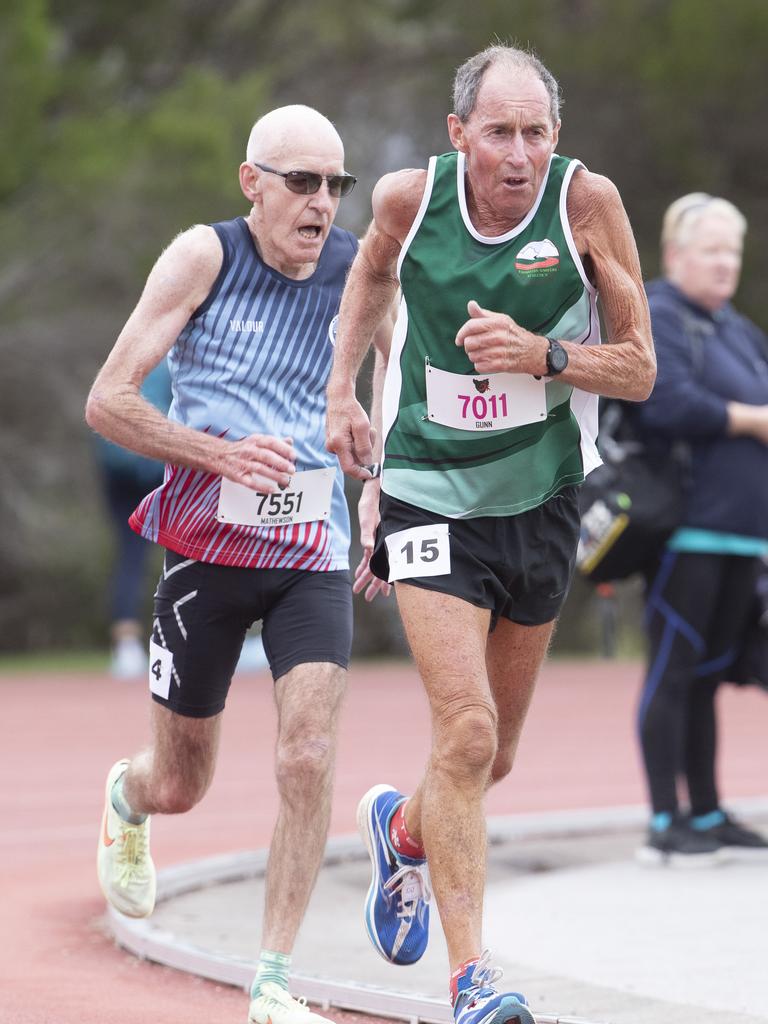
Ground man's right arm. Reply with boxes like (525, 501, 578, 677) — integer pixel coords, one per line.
(326, 169, 425, 479)
(354, 307, 395, 602)
(86, 225, 295, 492)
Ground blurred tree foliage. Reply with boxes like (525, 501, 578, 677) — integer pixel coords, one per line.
(1, 0, 766, 652)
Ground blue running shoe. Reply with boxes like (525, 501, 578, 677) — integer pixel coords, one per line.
(356, 784, 431, 965)
(451, 950, 534, 1024)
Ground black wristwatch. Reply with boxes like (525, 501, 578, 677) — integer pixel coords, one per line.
(545, 337, 568, 376)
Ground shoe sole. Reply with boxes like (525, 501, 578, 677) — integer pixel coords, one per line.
(248, 1003, 334, 1024)
(98, 759, 130, 909)
(635, 845, 724, 868)
(468, 999, 535, 1024)
(357, 783, 401, 963)
(495, 1007, 535, 1024)
(718, 845, 768, 862)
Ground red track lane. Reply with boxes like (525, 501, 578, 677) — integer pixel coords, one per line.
(2, 660, 766, 1023)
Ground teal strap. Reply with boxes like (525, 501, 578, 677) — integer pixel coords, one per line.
(691, 810, 726, 830)
(668, 528, 768, 556)
(251, 949, 291, 999)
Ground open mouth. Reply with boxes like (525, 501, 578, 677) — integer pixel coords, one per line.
(298, 225, 323, 240)
(503, 176, 528, 189)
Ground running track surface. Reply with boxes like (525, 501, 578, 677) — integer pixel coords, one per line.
(3, 660, 766, 1024)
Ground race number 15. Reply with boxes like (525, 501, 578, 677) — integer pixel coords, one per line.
(385, 523, 451, 582)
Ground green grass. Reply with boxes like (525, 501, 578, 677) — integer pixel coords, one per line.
(0, 650, 110, 674)
(0, 648, 643, 677)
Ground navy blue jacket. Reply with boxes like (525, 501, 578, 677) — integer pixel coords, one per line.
(634, 278, 768, 539)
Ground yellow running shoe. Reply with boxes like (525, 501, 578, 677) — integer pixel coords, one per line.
(248, 983, 334, 1024)
(97, 759, 156, 918)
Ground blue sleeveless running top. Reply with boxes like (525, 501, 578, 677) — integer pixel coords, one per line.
(131, 217, 357, 570)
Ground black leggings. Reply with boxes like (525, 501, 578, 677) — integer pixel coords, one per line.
(638, 551, 759, 816)
(104, 471, 159, 622)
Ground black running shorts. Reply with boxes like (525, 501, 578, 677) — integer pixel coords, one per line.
(369, 487, 581, 629)
(149, 550, 353, 718)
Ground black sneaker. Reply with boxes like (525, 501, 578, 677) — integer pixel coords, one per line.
(694, 811, 768, 860)
(636, 814, 723, 867)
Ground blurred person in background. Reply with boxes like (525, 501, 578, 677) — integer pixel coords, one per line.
(634, 193, 768, 865)
(93, 360, 171, 678)
(327, 43, 655, 1024)
(86, 103, 388, 1024)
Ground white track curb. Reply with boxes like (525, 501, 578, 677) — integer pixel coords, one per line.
(107, 799, 768, 1024)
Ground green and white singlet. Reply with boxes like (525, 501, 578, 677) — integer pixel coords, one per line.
(381, 151, 601, 519)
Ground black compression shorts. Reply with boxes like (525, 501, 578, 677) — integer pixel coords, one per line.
(148, 549, 352, 718)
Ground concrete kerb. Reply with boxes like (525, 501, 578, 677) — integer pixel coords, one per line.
(106, 798, 768, 1024)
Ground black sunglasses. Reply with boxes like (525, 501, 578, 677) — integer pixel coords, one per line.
(252, 162, 357, 198)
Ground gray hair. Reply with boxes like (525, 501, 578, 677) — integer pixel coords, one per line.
(453, 44, 561, 125)
(661, 192, 747, 248)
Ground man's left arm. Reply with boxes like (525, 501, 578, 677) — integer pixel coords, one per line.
(565, 170, 656, 400)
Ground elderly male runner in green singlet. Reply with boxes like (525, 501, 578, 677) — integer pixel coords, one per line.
(326, 45, 656, 1024)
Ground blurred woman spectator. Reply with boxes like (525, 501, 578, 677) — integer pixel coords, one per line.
(634, 194, 768, 864)
(93, 360, 171, 678)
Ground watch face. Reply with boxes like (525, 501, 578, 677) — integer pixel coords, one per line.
(548, 340, 568, 374)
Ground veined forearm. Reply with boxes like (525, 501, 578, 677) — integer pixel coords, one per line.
(559, 336, 656, 401)
(86, 388, 227, 474)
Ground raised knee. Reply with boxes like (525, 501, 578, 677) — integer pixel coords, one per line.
(153, 776, 207, 814)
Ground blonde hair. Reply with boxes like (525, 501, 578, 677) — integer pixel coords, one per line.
(661, 192, 746, 249)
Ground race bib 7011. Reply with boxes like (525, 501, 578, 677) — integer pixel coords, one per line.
(425, 359, 546, 432)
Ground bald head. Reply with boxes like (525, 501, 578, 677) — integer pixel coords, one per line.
(246, 105, 344, 165)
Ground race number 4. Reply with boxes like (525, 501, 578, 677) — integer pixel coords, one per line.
(148, 640, 173, 700)
(385, 523, 451, 582)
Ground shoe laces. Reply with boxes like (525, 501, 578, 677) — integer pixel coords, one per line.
(468, 949, 503, 993)
(454, 949, 504, 1016)
(454, 951, 528, 1018)
(117, 823, 148, 886)
(384, 862, 432, 919)
(257, 984, 311, 1016)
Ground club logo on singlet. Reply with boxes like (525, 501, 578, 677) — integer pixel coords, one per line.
(328, 314, 339, 346)
(515, 238, 560, 276)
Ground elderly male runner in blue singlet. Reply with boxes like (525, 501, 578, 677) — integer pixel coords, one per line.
(87, 104, 387, 1024)
(327, 46, 656, 1024)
